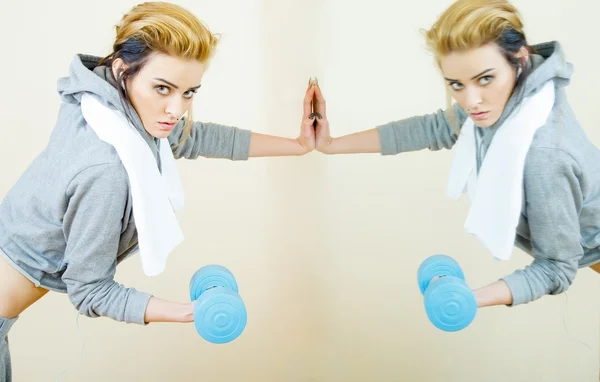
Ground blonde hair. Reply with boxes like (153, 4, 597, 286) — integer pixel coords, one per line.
(422, 0, 529, 131)
(100, 2, 220, 145)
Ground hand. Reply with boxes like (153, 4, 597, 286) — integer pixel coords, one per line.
(297, 82, 317, 153)
(312, 82, 332, 153)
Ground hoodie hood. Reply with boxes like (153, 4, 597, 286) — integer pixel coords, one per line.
(56, 54, 159, 155)
(476, 41, 574, 155)
(523, 41, 573, 94)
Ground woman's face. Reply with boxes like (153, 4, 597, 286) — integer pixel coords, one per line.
(439, 43, 526, 128)
(114, 52, 206, 138)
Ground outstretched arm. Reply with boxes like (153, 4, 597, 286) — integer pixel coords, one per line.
(313, 84, 467, 155)
(168, 84, 317, 159)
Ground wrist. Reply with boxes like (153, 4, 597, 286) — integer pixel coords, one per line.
(144, 297, 195, 323)
(295, 137, 313, 155)
(473, 289, 488, 308)
(317, 137, 335, 154)
(180, 302, 195, 323)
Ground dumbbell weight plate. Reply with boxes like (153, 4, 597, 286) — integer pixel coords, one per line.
(189, 264, 239, 301)
(417, 254, 465, 295)
(194, 287, 247, 344)
(423, 276, 477, 332)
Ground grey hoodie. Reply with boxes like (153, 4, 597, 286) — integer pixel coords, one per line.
(377, 41, 600, 306)
(0, 54, 251, 324)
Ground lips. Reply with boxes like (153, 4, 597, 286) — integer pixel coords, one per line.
(158, 121, 176, 131)
(470, 111, 489, 121)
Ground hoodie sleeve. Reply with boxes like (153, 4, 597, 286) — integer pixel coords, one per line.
(168, 118, 251, 160)
(61, 164, 152, 324)
(500, 148, 585, 306)
(376, 104, 467, 155)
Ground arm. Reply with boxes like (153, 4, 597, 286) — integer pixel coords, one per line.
(247, 132, 310, 157)
(321, 128, 383, 155)
(473, 280, 514, 307)
(322, 106, 465, 155)
(167, 120, 313, 160)
(61, 164, 192, 324)
(314, 83, 467, 155)
(376, 103, 466, 155)
(498, 148, 584, 306)
(168, 85, 317, 159)
(144, 297, 193, 323)
(167, 119, 252, 160)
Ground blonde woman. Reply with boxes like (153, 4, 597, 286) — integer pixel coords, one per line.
(0, 3, 317, 379)
(314, 0, 600, 309)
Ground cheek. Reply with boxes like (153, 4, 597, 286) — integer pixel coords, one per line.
(128, 85, 160, 121)
(493, 75, 515, 101)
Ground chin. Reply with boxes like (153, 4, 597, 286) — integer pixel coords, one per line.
(475, 121, 493, 128)
(142, 126, 171, 139)
(474, 115, 499, 128)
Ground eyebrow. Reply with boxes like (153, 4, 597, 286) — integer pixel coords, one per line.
(153, 77, 202, 90)
(444, 68, 495, 82)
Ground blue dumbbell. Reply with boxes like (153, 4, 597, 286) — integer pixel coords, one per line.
(417, 254, 477, 332)
(189, 264, 247, 344)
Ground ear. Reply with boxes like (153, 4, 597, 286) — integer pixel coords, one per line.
(111, 58, 129, 81)
(514, 46, 530, 67)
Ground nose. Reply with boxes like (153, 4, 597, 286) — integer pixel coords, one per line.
(464, 87, 483, 111)
(165, 98, 185, 121)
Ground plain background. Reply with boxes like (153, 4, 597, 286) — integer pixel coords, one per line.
(0, 0, 599, 381)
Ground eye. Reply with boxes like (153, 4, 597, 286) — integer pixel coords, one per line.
(478, 75, 494, 85)
(156, 85, 170, 95)
(183, 89, 198, 99)
(449, 82, 464, 91)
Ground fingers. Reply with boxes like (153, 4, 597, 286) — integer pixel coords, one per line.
(314, 85, 326, 105)
(304, 77, 324, 123)
(312, 84, 327, 118)
(303, 85, 315, 119)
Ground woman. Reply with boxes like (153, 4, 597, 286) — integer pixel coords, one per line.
(313, 0, 600, 309)
(0, 2, 317, 379)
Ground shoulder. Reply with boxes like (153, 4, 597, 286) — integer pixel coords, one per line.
(529, 87, 581, 146)
(527, 90, 588, 167)
(48, 101, 130, 181)
(52, 101, 126, 165)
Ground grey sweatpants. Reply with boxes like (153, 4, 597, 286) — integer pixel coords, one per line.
(0, 315, 17, 382)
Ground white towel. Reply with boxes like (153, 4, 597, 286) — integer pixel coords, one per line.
(80, 93, 185, 276)
(447, 80, 555, 261)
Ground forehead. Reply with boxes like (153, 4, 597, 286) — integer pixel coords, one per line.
(139, 52, 206, 86)
(440, 43, 508, 80)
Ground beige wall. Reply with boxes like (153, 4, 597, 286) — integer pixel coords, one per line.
(0, 0, 598, 381)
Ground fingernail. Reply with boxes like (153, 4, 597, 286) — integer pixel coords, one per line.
(309, 76, 318, 87)
(309, 113, 315, 119)
(316, 113, 322, 119)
